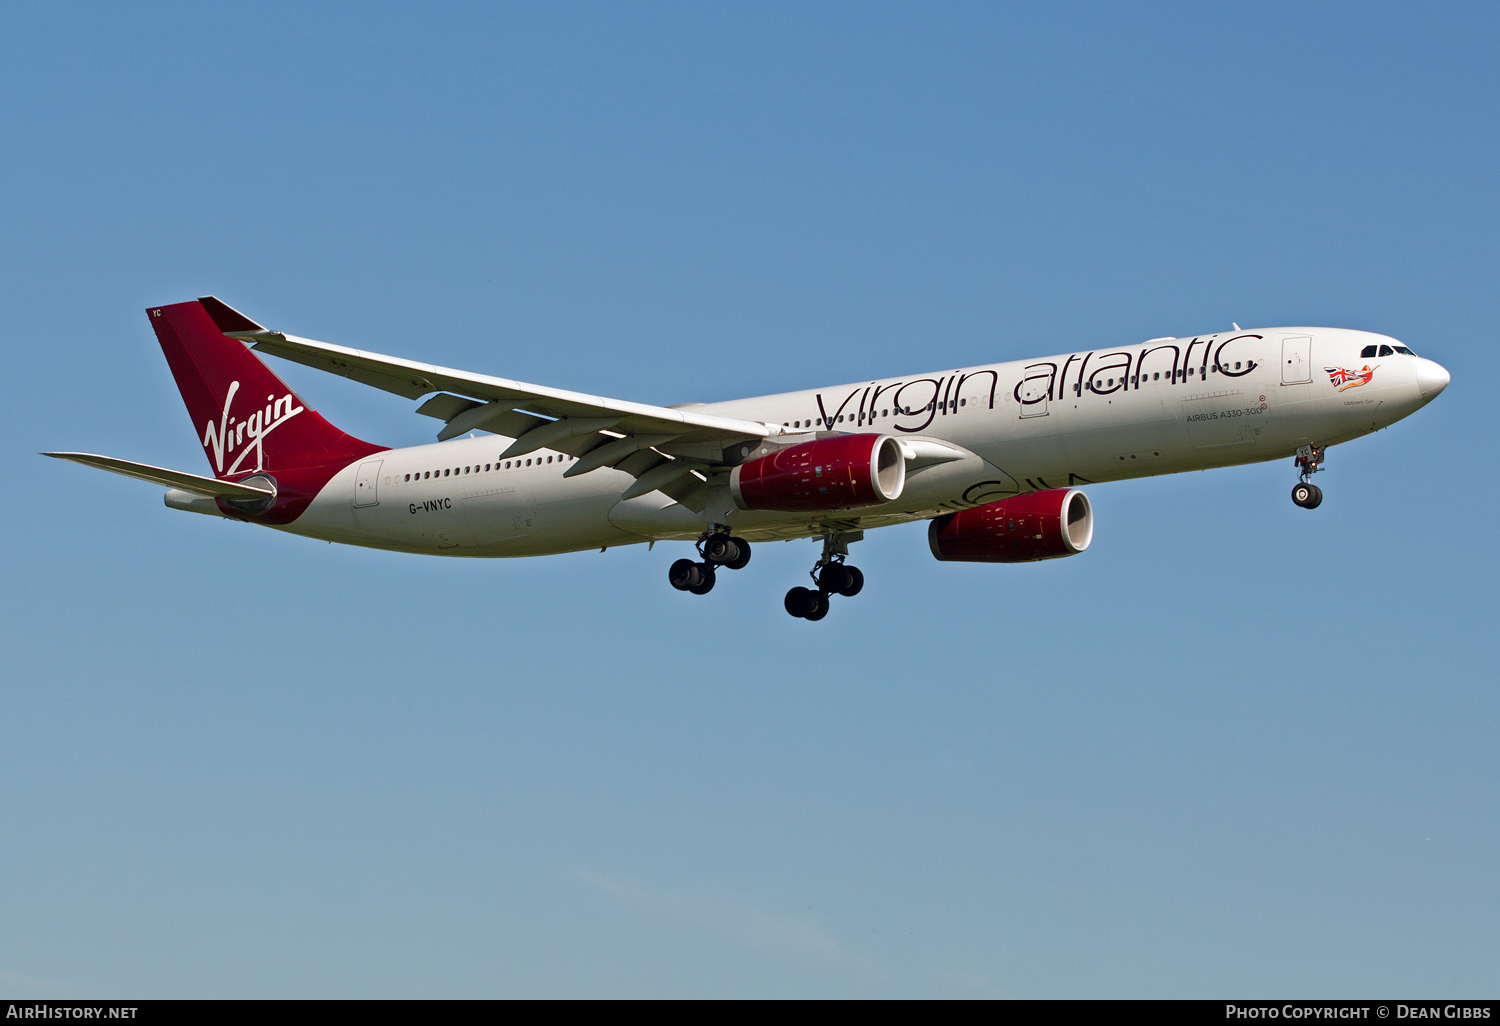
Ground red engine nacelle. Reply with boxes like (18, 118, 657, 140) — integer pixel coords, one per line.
(928, 488, 1093, 562)
(730, 433, 906, 512)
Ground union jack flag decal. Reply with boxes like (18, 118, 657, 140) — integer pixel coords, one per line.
(1324, 364, 1376, 392)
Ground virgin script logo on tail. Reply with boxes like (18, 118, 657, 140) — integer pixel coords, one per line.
(202, 380, 305, 476)
(1324, 365, 1376, 392)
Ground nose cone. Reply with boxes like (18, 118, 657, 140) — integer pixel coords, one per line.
(1416, 358, 1450, 398)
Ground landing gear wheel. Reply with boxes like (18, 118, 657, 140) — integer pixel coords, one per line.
(804, 591, 831, 621)
(669, 558, 701, 591)
(689, 564, 716, 594)
(1291, 483, 1323, 509)
(724, 538, 752, 570)
(838, 565, 864, 597)
(785, 586, 818, 618)
(816, 563, 853, 594)
(791, 531, 863, 619)
(703, 535, 740, 566)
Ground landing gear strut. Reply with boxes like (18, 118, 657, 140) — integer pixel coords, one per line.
(1291, 444, 1325, 509)
(669, 531, 752, 595)
(785, 531, 864, 621)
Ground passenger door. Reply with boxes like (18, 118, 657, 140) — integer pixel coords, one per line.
(354, 459, 382, 507)
(1019, 364, 1052, 418)
(1281, 336, 1312, 384)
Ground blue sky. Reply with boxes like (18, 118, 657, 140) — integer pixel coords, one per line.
(1, 1, 1495, 997)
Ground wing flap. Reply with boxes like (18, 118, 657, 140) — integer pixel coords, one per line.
(416, 393, 482, 421)
(657, 470, 708, 513)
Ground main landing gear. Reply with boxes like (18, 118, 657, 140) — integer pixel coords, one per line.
(1291, 443, 1326, 509)
(785, 531, 864, 621)
(669, 532, 752, 596)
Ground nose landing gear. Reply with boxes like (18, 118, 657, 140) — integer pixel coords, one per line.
(785, 531, 864, 621)
(1291, 444, 1326, 509)
(669, 531, 752, 595)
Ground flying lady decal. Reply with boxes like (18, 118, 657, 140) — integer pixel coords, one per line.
(1324, 365, 1376, 392)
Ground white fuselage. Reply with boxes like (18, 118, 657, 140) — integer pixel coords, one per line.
(277, 328, 1445, 555)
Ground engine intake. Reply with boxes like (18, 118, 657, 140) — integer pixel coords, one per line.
(731, 434, 905, 512)
(928, 488, 1093, 562)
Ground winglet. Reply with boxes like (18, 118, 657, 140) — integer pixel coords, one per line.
(197, 296, 266, 334)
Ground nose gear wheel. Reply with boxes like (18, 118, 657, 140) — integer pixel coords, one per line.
(1291, 483, 1323, 509)
(1291, 443, 1327, 509)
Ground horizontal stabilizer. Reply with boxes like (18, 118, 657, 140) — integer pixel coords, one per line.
(42, 452, 276, 500)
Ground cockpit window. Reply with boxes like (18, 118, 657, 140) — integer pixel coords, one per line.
(1361, 345, 1378, 358)
(1394, 345, 1416, 355)
(1378, 345, 1394, 357)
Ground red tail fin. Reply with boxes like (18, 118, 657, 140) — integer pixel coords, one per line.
(147, 300, 384, 480)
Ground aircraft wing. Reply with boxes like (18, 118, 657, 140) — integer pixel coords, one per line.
(196, 297, 779, 513)
(42, 452, 276, 500)
(198, 297, 772, 455)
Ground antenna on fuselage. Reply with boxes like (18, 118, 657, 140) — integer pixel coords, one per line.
(1232, 322, 1241, 330)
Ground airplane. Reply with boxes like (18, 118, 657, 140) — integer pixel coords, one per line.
(45, 299, 1449, 621)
